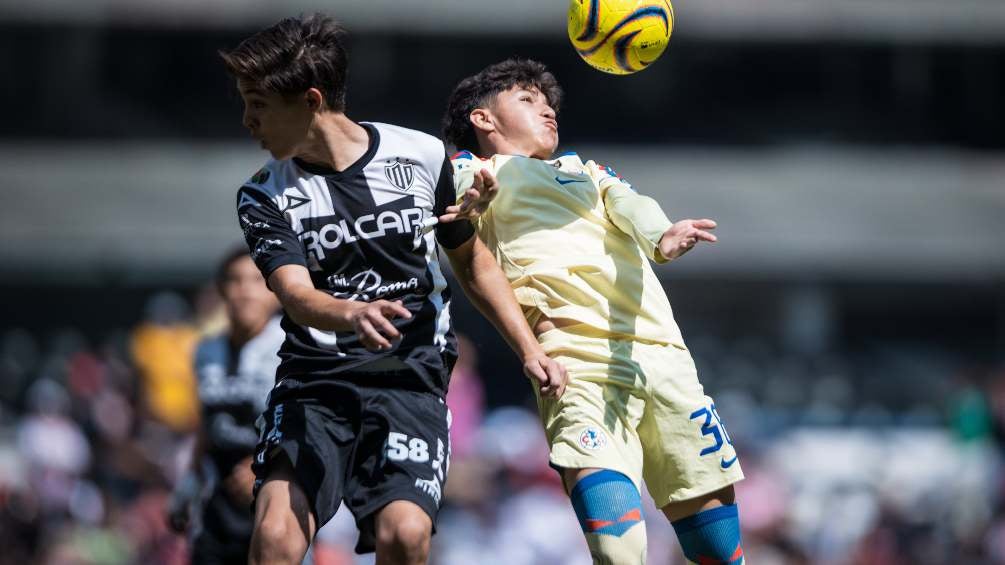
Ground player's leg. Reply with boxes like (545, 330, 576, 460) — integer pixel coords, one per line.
(248, 457, 316, 565)
(638, 343, 745, 565)
(373, 500, 433, 565)
(534, 328, 651, 564)
(562, 467, 647, 565)
(662, 485, 743, 565)
(249, 385, 358, 565)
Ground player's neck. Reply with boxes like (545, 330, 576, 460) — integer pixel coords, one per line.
(297, 112, 370, 172)
(481, 135, 549, 160)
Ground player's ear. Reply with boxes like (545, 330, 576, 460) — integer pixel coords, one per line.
(305, 88, 325, 112)
(469, 108, 495, 134)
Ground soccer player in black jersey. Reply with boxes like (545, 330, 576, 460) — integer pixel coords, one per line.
(220, 14, 567, 565)
(167, 249, 283, 565)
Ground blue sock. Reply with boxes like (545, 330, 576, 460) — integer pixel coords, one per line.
(671, 504, 744, 564)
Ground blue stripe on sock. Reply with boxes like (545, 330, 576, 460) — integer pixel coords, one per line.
(570, 469, 634, 499)
(671, 503, 738, 535)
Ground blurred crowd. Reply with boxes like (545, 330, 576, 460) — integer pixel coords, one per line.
(0, 286, 1003, 565)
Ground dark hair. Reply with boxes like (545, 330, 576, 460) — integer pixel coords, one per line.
(215, 246, 252, 290)
(442, 59, 563, 154)
(220, 13, 349, 111)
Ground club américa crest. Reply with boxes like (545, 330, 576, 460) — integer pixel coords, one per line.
(579, 426, 608, 450)
(385, 158, 415, 191)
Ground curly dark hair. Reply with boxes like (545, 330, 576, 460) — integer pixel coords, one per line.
(219, 13, 349, 111)
(442, 59, 564, 154)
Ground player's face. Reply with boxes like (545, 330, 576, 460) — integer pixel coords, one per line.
(489, 86, 559, 159)
(237, 79, 313, 160)
(220, 256, 279, 333)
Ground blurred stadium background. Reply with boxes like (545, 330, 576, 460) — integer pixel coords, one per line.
(1, 1, 1003, 563)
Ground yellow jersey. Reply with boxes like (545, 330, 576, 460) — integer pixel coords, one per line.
(453, 151, 685, 347)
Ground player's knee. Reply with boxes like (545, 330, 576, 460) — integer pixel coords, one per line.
(375, 511, 432, 562)
(250, 507, 309, 564)
(569, 469, 647, 565)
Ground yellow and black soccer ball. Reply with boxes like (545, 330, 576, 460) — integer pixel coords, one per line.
(568, 0, 674, 75)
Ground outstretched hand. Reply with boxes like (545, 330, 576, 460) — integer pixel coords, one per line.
(439, 169, 499, 223)
(658, 219, 718, 261)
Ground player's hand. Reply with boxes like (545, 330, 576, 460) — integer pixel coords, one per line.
(523, 353, 568, 399)
(658, 219, 717, 261)
(439, 169, 499, 223)
(349, 300, 413, 351)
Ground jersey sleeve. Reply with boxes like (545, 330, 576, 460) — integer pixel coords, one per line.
(587, 161, 674, 264)
(433, 153, 476, 249)
(236, 186, 308, 278)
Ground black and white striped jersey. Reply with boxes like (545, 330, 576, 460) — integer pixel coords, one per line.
(236, 122, 473, 396)
(195, 316, 284, 475)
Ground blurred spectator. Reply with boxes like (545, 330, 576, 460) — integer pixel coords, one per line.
(130, 292, 200, 433)
(166, 249, 282, 564)
(445, 335, 485, 461)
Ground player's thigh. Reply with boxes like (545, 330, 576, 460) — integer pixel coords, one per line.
(535, 329, 648, 482)
(637, 344, 743, 507)
(345, 387, 450, 554)
(251, 385, 359, 538)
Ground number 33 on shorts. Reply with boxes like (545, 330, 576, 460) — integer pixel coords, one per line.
(690, 403, 738, 469)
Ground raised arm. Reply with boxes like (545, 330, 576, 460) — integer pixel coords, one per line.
(593, 162, 717, 263)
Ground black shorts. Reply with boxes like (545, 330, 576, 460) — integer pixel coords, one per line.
(252, 377, 450, 554)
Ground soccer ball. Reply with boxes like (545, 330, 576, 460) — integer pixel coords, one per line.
(567, 0, 674, 75)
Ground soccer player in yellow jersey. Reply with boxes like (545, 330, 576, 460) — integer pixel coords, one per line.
(442, 60, 745, 565)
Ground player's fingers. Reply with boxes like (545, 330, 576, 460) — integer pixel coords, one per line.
(370, 314, 401, 340)
(471, 170, 484, 191)
(381, 300, 413, 320)
(462, 188, 481, 210)
(695, 230, 718, 242)
(693, 218, 717, 229)
(438, 206, 461, 223)
(356, 319, 391, 351)
(524, 362, 548, 386)
(480, 170, 499, 195)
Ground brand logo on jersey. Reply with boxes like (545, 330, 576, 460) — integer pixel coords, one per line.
(300, 208, 425, 261)
(555, 175, 586, 186)
(279, 194, 311, 213)
(579, 427, 608, 450)
(237, 192, 261, 209)
(385, 159, 415, 191)
(327, 269, 420, 301)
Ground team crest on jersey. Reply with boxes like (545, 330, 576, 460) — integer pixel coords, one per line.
(579, 427, 608, 450)
(385, 159, 415, 191)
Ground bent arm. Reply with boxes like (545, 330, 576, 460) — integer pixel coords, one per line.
(267, 264, 362, 331)
(604, 183, 674, 264)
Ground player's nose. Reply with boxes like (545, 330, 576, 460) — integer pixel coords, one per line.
(242, 111, 257, 132)
(541, 105, 556, 120)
